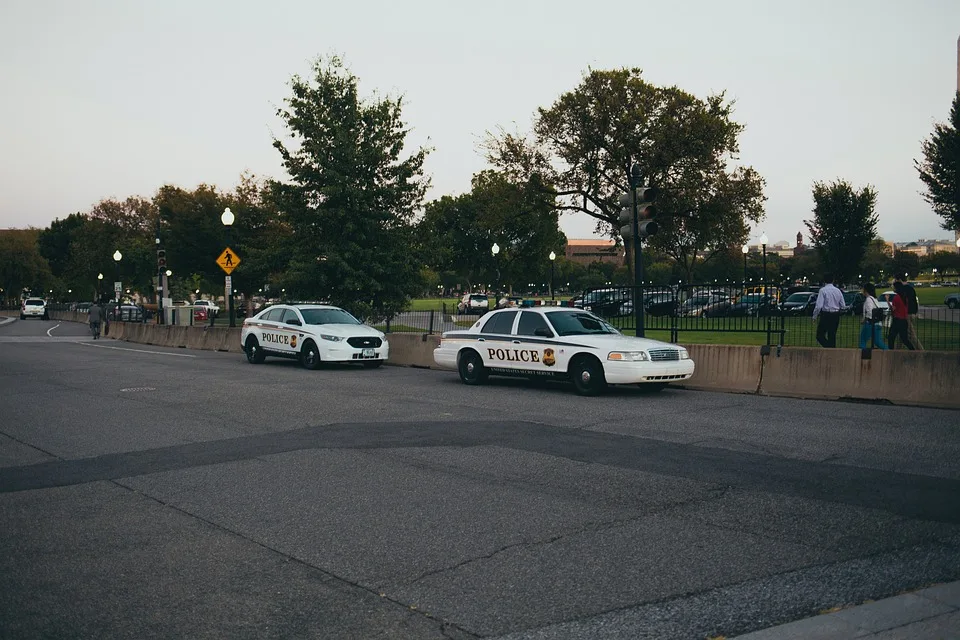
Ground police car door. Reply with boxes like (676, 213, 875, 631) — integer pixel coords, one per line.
(477, 310, 519, 372)
(278, 308, 305, 355)
(258, 307, 289, 354)
(512, 310, 554, 375)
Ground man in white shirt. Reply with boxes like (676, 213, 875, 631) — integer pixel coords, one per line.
(812, 274, 846, 348)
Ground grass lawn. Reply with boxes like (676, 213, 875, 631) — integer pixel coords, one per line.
(915, 286, 959, 306)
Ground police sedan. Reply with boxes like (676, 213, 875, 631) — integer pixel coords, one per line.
(240, 304, 388, 370)
(433, 307, 694, 395)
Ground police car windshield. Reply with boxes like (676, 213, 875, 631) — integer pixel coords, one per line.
(546, 310, 620, 336)
(300, 308, 361, 325)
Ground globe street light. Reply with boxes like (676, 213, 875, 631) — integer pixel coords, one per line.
(549, 251, 556, 300)
(112, 250, 122, 303)
(491, 243, 501, 295)
(165, 269, 172, 277)
(741, 244, 749, 283)
(221, 207, 236, 327)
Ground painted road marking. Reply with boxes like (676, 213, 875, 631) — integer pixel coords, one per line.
(78, 342, 197, 358)
(46, 323, 61, 337)
(0, 318, 16, 327)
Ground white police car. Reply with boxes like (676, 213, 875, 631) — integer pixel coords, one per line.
(240, 304, 388, 370)
(433, 307, 694, 395)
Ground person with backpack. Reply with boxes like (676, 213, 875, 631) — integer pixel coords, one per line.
(858, 283, 887, 350)
(894, 277, 924, 350)
(88, 300, 103, 339)
(888, 282, 915, 350)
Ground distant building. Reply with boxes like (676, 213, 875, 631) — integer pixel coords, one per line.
(564, 239, 624, 265)
(894, 239, 957, 256)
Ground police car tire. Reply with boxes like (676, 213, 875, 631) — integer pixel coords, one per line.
(245, 336, 266, 364)
(570, 355, 607, 396)
(300, 340, 321, 370)
(458, 349, 487, 385)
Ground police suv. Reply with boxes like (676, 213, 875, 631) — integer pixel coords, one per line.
(433, 307, 694, 395)
(240, 304, 389, 370)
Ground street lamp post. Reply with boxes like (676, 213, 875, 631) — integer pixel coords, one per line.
(491, 243, 501, 295)
(549, 251, 556, 300)
(221, 207, 236, 327)
(113, 250, 122, 303)
(97, 273, 103, 302)
(759, 234, 769, 285)
(741, 244, 749, 283)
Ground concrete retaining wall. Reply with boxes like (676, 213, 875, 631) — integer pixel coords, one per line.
(8, 311, 959, 408)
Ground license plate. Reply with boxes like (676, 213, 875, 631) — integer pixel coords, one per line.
(362, 348, 375, 358)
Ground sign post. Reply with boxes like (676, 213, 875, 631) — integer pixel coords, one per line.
(217, 248, 240, 327)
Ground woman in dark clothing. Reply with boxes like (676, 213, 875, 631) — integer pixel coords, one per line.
(888, 282, 915, 350)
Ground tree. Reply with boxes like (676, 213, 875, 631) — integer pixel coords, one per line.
(37, 213, 87, 280)
(916, 91, 960, 231)
(484, 67, 766, 281)
(860, 238, 893, 281)
(804, 180, 878, 284)
(270, 56, 429, 318)
(0, 229, 53, 300)
(891, 250, 921, 280)
(922, 251, 960, 278)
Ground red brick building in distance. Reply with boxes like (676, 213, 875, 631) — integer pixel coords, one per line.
(564, 239, 624, 265)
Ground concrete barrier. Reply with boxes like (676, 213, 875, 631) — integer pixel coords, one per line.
(761, 347, 960, 409)
(386, 333, 440, 368)
(680, 344, 761, 394)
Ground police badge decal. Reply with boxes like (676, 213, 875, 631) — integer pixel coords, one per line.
(290, 335, 298, 349)
(542, 348, 556, 367)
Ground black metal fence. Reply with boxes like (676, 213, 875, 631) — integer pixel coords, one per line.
(574, 283, 960, 352)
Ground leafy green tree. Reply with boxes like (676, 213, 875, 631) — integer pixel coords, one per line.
(418, 194, 491, 289)
(804, 180, 878, 284)
(484, 67, 766, 281)
(860, 238, 893, 281)
(0, 229, 54, 299)
(922, 250, 960, 278)
(155, 184, 228, 293)
(270, 56, 429, 318)
(916, 91, 960, 231)
(37, 213, 86, 280)
(890, 250, 921, 280)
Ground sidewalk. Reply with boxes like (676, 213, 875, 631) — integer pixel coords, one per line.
(733, 581, 960, 639)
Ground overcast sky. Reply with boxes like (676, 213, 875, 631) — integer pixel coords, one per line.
(1, 0, 958, 246)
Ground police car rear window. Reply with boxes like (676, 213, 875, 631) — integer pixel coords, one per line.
(481, 311, 517, 334)
(25, 299, 44, 305)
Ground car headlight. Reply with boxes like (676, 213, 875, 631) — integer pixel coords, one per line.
(319, 334, 343, 342)
(679, 349, 690, 360)
(607, 351, 649, 362)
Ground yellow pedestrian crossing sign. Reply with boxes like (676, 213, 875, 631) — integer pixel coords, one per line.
(217, 247, 240, 274)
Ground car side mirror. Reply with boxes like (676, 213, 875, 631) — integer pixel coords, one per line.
(287, 319, 302, 326)
(534, 328, 553, 338)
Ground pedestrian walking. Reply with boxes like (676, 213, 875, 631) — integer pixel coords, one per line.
(858, 283, 888, 350)
(812, 274, 845, 348)
(894, 278, 924, 350)
(887, 282, 915, 350)
(88, 300, 103, 339)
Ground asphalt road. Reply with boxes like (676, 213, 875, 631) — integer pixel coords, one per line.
(2, 317, 959, 639)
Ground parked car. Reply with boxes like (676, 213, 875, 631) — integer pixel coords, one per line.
(677, 295, 730, 318)
(779, 291, 817, 316)
(457, 293, 490, 315)
(946, 292, 959, 309)
(842, 290, 865, 316)
(193, 300, 220, 317)
(580, 288, 632, 317)
(727, 294, 777, 317)
(107, 303, 144, 322)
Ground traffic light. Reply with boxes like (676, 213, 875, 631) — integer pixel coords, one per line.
(157, 249, 166, 269)
(617, 186, 659, 240)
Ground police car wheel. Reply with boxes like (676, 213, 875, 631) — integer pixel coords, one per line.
(362, 361, 382, 369)
(458, 350, 487, 385)
(300, 340, 321, 370)
(245, 336, 266, 364)
(570, 355, 606, 396)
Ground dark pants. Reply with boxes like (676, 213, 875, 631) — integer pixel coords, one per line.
(888, 318, 915, 350)
(816, 312, 841, 348)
